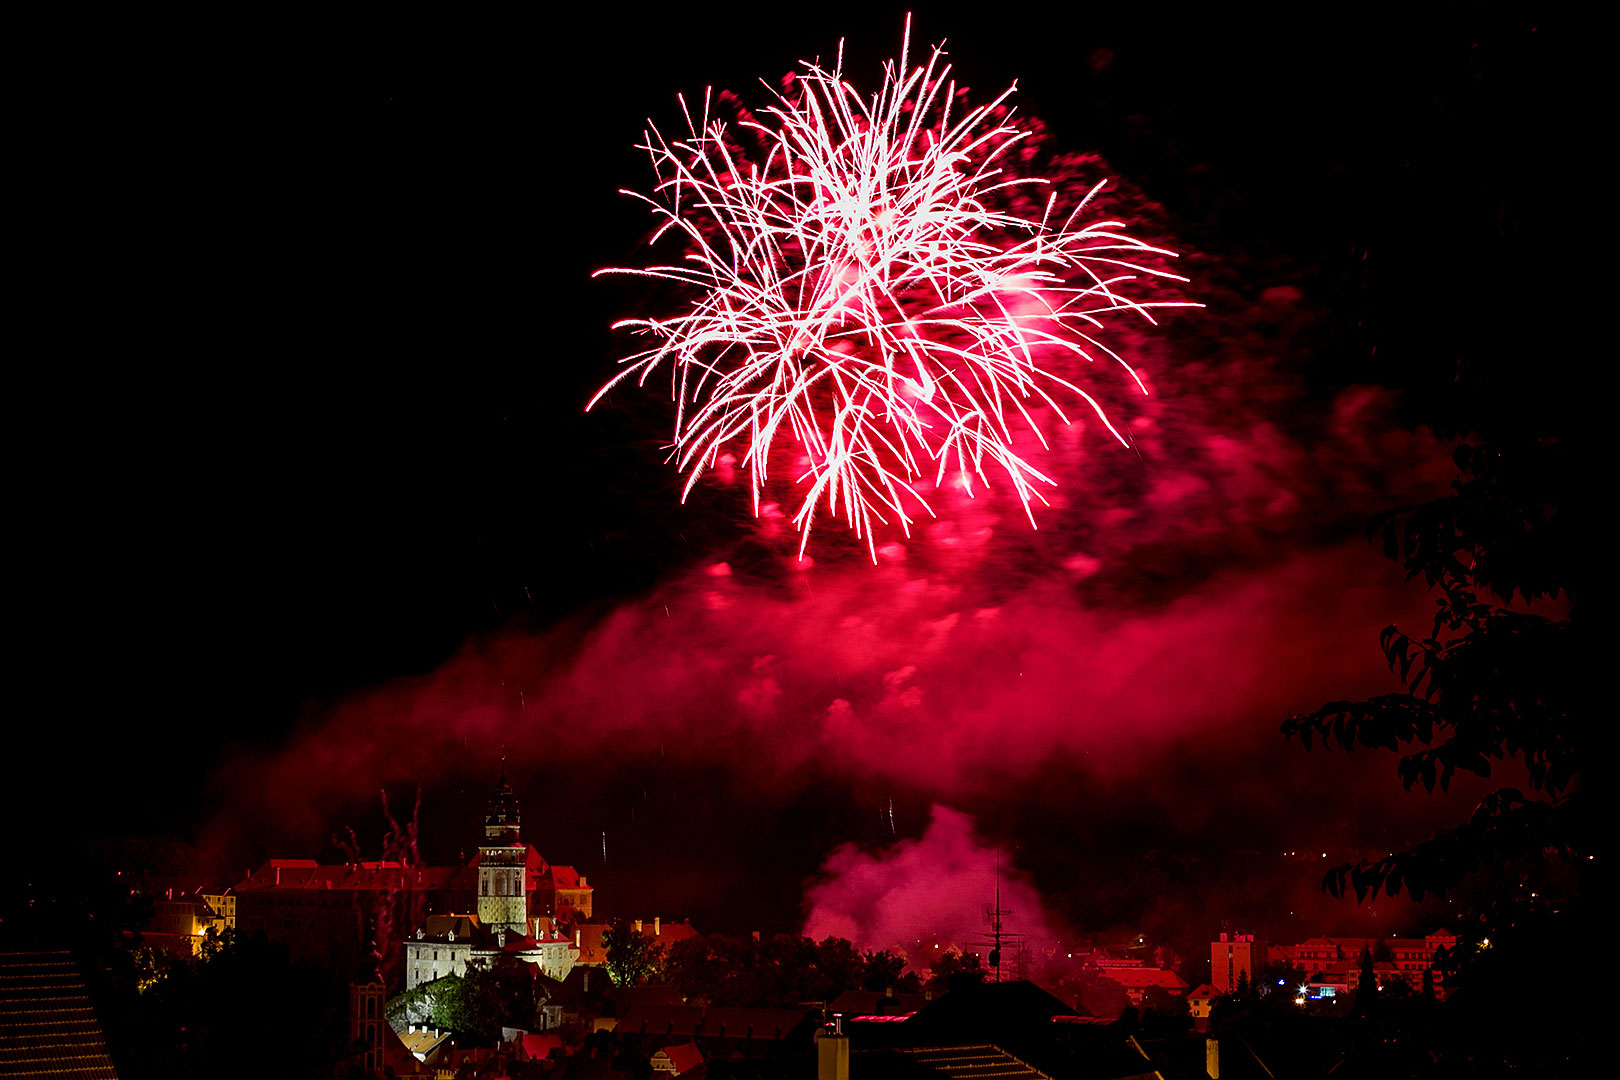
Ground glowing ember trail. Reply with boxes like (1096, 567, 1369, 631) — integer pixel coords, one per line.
(591, 19, 1197, 554)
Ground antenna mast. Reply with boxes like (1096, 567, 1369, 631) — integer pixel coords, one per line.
(979, 845, 1021, 983)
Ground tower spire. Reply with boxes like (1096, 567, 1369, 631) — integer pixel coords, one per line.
(484, 757, 520, 843)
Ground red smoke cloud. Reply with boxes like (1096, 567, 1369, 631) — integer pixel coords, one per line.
(803, 804, 1063, 964)
(205, 525, 1452, 889)
(200, 147, 1466, 943)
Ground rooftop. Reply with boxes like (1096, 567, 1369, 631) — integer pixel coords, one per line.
(0, 950, 119, 1079)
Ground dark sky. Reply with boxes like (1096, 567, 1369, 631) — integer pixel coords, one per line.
(16, 4, 1583, 952)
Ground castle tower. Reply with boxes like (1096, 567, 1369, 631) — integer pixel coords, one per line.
(477, 757, 528, 935)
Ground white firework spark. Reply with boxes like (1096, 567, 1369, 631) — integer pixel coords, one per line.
(591, 19, 1196, 555)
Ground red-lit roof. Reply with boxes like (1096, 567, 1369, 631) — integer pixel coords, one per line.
(623, 985, 686, 1008)
(619, 1004, 703, 1037)
(571, 920, 697, 966)
(646, 921, 697, 945)
(659, 1042, 704, 1074)
(698, 1006, 811, 1039)
(575, 923, 610, 964)
(520, 1031, 563, 1061)
(1105, 967, 1188, 992)
(240, 843, 594, 895)
(420, 914, 480, 941)
(236, 860, 472, 892)
(546, 864, 589, 889)
(829, 989, 932, 1015)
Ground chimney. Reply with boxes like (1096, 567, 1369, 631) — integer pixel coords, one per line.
(815, 1016, 850, 1080)
(654, 916, 661, 937)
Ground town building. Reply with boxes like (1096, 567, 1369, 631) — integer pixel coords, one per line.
(1104, 965, 1189, 1004)
(1186, 984, 1215, 1029)
(572, 916, 699, 968)
(650, 1042, 704, 1075)
(145, 884, 235, 956)
(1210, 932, 1265, 994)
(1270, 930, 1457, 997)
(349, 973, 387, 1077)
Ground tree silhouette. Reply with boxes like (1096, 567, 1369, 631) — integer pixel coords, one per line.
(927, 948, 986, 994)
(1282, 437, 1584, 908)
(602, 918, 659, 988)
(1352, 946, 1378, 1018)
(1282, 433, 1591, 1072)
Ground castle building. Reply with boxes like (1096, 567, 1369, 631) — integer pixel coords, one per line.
(402, 764, 585, 991)
(237, 761, 591, 989)
(236, 859, 470, 977)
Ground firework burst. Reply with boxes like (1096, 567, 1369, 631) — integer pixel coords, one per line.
(591, 19, 1196, 555)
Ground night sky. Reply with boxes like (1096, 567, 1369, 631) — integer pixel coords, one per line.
(15, 3, 1582, 956)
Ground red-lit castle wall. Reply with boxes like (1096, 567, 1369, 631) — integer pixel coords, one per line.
(235, 860, 474, 984)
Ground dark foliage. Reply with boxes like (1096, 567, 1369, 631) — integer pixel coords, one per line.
(928, 947, 987, 994)
(91, 929, 351, 1080)
(656, 933, 917, 1007)
(602, 917, 660, 988)
(1351, 946, 1377, 1018)
(1281, 434, 1592, 1073)
(1282, 438, 1584, 905)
